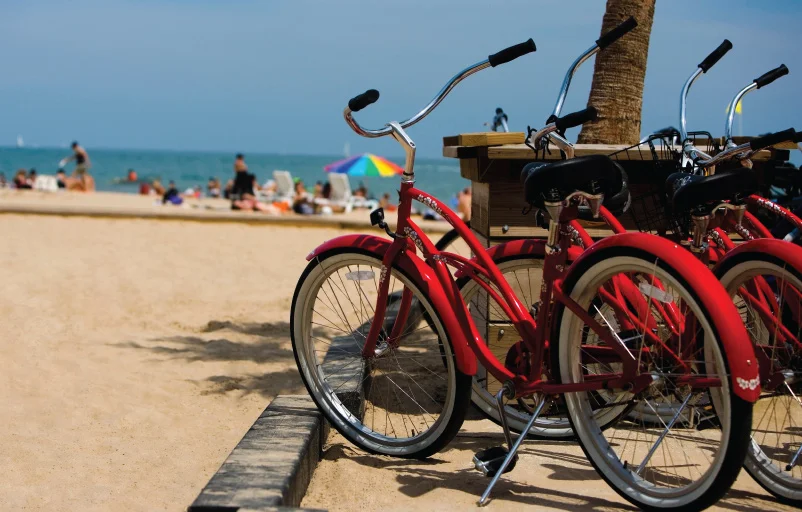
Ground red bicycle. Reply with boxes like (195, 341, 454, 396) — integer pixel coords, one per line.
(291, 37, 760, 510)
(448, 40, 802, 505)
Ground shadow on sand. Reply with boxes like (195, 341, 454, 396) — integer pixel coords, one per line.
(321, 431, 781, 512)
(116, 320, 303, 398)
(320, 434, 637, 511)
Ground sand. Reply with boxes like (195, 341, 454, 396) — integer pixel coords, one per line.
(304, 418, 796, 512)
(0, 212, 368, 511)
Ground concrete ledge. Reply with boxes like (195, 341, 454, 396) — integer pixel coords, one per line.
(188, 395, 330, 512)
(0, 202, 451, 233)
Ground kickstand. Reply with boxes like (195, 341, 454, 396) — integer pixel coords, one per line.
(475, 384, 549, 506)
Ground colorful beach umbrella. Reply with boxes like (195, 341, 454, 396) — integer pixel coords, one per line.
(324, 153, 402, 177)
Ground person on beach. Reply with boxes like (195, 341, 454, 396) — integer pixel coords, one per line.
(60, 142, 95, 191)
(484, 108, 509, 132)
(379, 192, 397, 212)
(14, 169, 32, 189)
(231, 171, 277, 213)
(354, 182, 368, 198)
(56, 170, 67, 189)
(234, 153, 248, 173)
(0, 172, 7, 188)
(62, 142, 91, 175)
(292, 179, 314, 215)
(457, 187, 472, 221)
(163, 181, 182, 205)
(457, 187, 472, 218)
(151, 179, 166, 197)
(28, 169, 37, 186)
(207, 177, 221, 198)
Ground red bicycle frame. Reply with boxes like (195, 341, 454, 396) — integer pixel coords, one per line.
(325, 180, 759, 400)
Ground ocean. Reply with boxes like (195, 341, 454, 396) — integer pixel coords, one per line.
(0, 147, 469, 204)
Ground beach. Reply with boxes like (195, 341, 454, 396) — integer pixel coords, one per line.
(0, 193, 795, 512)
(0, 207, 370, 511)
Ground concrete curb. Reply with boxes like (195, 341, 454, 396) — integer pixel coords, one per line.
(188, 395, 329, 512)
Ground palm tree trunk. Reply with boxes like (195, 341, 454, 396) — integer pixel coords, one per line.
(577, 0, 655, 144)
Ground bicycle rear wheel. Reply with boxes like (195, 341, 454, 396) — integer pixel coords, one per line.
(553, 249, 752, 510)
(291, 249, 471, 458)
(458, 255, 578, 438)
(717, 254, 802, 505)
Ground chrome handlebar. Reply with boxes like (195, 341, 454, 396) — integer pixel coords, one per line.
(552, 16, 637, 118)
(724, 64, 789, 146)
(552, 45, 599, 119)
(344, 59, 492, 138)
(344, 38, 536, 139)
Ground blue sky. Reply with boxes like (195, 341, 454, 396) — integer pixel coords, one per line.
(1, 0, 800, 158)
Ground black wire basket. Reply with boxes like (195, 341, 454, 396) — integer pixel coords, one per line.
(607, 131, 719, 239)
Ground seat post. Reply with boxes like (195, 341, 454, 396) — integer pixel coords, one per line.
(544, 201, 564, 254)
(690, 213, 711, 253)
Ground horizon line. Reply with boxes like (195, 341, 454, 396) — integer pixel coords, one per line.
(0, 144, 450, 161)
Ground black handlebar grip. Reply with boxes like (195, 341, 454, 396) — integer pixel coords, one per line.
(754, 64, 789, 89)
(596, 16, 638, 49)
(698, 40, 733, 73)
(348, 89, 380, 112)
(749, 128, 796, 150)
(488, 38, 536, 67)
(554, 106, 598, 132)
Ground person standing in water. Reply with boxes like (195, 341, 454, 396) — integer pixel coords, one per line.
(63, 142, 91, 175)
(61, 142, 95, 191)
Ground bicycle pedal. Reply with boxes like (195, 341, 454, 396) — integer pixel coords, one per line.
(473, 446, 518, 477)
(695, 413, 721, 431)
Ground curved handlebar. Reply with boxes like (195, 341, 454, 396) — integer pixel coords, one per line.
(531, 107, 599, 156)
(750, 128, 796, 151)
(698, 39, 732, 73)
(348, 90, 380, 112)
(554, 106, 598, 132)
(754, 64, 789, 89)
(596, 17, 638, 49)
(680, 40, 733, 142)
(344, 39, 536, 138)
(725, 64, 790, 142)
(687, 128, 796, 169)
(488, 39, 536, 67)
(552, 18, 637, 118)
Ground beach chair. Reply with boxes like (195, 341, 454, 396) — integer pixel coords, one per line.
(33, 175, 59, 192)
(326, 173, 378, 212)
(272, 170, 295, 205)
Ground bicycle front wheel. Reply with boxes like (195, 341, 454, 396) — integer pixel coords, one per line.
(553, 250, 752, 511)
(291, 249, 471, 459)
(717, 254, 802, 505)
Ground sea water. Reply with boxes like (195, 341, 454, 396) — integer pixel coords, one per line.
(0, 147, 468, 204)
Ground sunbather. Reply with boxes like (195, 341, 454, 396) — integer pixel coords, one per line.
(292, 179, 314, 215)
(231, 172, 278, 213)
